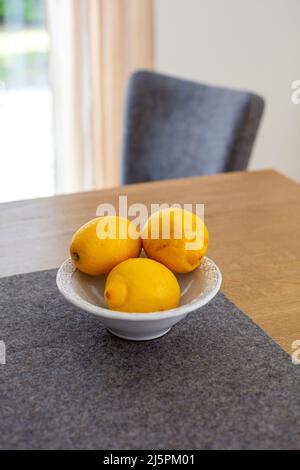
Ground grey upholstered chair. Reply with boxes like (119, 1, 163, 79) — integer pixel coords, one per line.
(121, 71, 264, 184)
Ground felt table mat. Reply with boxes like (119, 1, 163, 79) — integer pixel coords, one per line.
(0, 269, 300, 450)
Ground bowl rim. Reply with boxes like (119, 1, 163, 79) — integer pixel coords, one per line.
(56, 257, 222, 321)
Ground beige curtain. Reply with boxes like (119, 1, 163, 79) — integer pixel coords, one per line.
(47, 0, 154, 194)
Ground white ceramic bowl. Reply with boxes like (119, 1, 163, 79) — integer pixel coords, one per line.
(56, 257, 222, 341)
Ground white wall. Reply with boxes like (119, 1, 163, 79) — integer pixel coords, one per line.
(155, 0, 300, 182)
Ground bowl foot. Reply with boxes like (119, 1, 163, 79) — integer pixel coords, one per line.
(107, 327, 171, 341)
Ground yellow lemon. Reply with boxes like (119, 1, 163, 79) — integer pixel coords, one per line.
(141, 207, 209, 273)
(104, 258, 180, 313)
(70, 216, 141, 275)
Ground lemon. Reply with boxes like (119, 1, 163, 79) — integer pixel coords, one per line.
(70, 216, 141, 275)
(104, 258, 180, 313)
(141, 207, 209, 273)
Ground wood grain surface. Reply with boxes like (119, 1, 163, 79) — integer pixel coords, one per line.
(1, 169, 300, 354)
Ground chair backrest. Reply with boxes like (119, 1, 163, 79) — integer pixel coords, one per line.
(121, 71, 264, 184)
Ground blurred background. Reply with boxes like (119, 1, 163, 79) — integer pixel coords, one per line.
(0, 0, 299, 203)
(0, 0, 53, 202)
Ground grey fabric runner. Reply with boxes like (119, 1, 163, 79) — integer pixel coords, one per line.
(0, 269, 300, 450)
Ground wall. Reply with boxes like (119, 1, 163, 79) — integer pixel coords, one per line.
(155, 0, 300, 182)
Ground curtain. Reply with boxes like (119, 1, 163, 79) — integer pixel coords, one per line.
(47, 0, 154, 194)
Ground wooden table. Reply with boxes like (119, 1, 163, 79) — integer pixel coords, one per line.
(1, 169, 300, 354)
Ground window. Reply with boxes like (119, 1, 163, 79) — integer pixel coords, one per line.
(0, 0, 54, 202)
